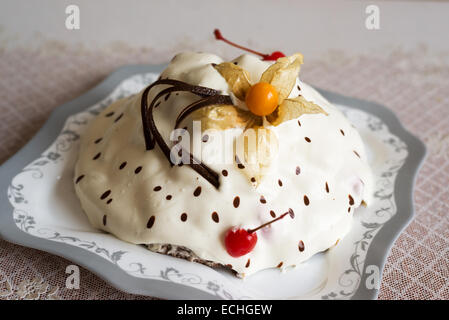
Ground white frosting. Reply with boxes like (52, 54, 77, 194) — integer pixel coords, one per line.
(74, 52, 373, 277)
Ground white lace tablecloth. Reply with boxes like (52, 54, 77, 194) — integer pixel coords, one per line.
(0, 44, 448, 300)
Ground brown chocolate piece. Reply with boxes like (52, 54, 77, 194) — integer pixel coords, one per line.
(140, 78, 234, 189)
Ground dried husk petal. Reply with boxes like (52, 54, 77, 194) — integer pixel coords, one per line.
(190, 104, 255, 131)
(235, 127, 279, 185)
(260, 53, 304, 104)
(266, 95, 328, 126)
(213, 62, 252, 100)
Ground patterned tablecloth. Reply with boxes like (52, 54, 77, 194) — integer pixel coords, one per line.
(0, 44, 448, 300)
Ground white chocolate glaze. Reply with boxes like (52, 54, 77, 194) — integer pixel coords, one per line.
(74, 52, 373, 277)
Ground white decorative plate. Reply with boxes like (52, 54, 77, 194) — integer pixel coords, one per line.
(0, 65, 425, 299)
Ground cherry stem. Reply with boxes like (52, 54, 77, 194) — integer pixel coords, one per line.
(247, 211, 292, 234)
(214, 28, 269, 59)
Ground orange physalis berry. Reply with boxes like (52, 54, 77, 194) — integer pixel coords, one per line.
(245, 82, 279, 116)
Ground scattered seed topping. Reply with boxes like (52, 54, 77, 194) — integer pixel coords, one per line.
(94, 138, 103, 144)
(353, 150, 360, 158)
(119, 162, 127, 170)
(105, 111, 114, 117)
(180, 213, 187, 222)
(211, 212, 219, 223)
(348, 207, 351, 213)
(106, 199, 113, 204)
(75, 175, 85, 184)
(233, 196, 240, 208)
(295, 166, 301, 175)
(153, 186, 162, 192)
(277, 262, 284, 268)
(134, 166, 142, 174)
(298, 240, 305, 252)
(288, 208, 295, 218)
(297, 85, 301, 91)
(251, 177, 256, 183)
(166, 195, 172, 200)
(222, 170, 228, 177)
(102, 215, 107, 226)
(245, 259, 251, 268)
(114, 113, 124, 123)
(298, 120, 301, 127)
(260, 196, 267, 204)
(100, 190, 111, 200)
(193, 186, 202, 197)
(305, 137, 311, 143)
(340, 129, 345, 136)
(270, 210, 276, 218)
(349, 194, 354, 205)
(93, 152, 101, 160)
(202, 134, 209, 142)
(147, 216, 155, 229)
(304, 195, 310, 206)
(325, 182, 330, 193)
(278, 179, 283, 187)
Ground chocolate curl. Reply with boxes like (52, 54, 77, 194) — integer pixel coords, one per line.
(141, 79, 222, 150)
(140, 78, 234, 189)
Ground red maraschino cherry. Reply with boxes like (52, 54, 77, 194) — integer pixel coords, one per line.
(214, 29, 285, 61)
(225, 228, 257, 258)
(224, 209, 294, 258)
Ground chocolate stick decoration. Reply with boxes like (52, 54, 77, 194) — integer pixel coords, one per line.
(141, 78, 234, 189)
(141, 79, 224, 150)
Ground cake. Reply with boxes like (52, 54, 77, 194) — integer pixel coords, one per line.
(74, 32, 373, 277)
